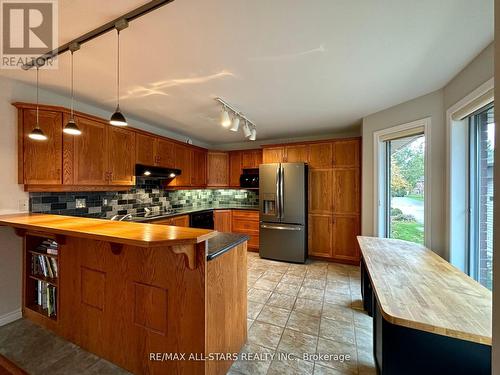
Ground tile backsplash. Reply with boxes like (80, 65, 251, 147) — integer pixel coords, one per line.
(29, 181, 259, 219)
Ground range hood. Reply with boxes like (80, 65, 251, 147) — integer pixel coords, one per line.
(135, 164, 181, 179)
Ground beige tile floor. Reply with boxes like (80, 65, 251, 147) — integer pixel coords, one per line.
(229, 252, 376, 375)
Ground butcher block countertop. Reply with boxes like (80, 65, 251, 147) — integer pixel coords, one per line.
(357, 236, 492, 345)
(0, 213, 216, 247)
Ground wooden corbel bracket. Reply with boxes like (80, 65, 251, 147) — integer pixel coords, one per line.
(171, 244, 197, 270)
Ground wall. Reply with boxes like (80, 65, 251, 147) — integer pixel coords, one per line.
(361, 89, 446, 255)
(361, 42, 494, 259)
(0, 75, 208, 325)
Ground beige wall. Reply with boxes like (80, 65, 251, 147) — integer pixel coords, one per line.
(361, 42, 494, 259)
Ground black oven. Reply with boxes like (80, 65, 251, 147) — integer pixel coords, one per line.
(189, 210, 214, 229)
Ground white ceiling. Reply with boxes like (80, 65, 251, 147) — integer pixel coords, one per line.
(0, 0, 493, 144)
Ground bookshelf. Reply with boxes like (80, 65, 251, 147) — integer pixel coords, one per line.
(24, 234, 59, 322)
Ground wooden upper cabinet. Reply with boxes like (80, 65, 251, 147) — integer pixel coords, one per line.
(207, 152, 229, 187)
(309, 143, 333, 169)
(285, 145, 309, 163)
(308, 214, 333, 258)
(108, 127, 135, 185)
(332, 215, 360, 262)
(333, 139, 360, 167)
(262, 147, 284, 163)
(333, 169, 360, 214)
(241, 150, 262, 169)
(135, 133, 157, 166)
(21, 109, 63, 185)
(229, 151, 242, 187)
(73, 116, 109, 186)
(172, 144, 192, 187)
(309, 169, 333, 214)
(214, 210, 232, 232)
(191, 148, 207, 187)
(157, 139, 175, 168)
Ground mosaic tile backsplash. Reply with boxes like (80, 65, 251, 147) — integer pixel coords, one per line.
(29, 180, 259, 219)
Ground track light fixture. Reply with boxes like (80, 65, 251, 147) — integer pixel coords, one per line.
(28, 67, 48, 141)
(215, 97, 257, 141)
(110, 20, 129, 127)
(64, 43, 82, 136)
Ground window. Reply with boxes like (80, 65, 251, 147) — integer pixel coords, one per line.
(385, 134, 426, 244)
(467, 103, 494, 290)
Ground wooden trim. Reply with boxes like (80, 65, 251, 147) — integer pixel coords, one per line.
(261, 136, 361, 149)
(24, 184, 134, 192)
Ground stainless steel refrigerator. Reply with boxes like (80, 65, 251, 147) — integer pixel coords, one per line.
(259, 163, 307, 263)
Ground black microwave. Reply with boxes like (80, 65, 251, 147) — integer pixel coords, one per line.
(240, 174, 259, 188)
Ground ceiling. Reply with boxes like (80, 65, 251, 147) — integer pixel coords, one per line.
(0, 0, 493, 144)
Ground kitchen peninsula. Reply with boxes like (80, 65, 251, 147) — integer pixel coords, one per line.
(0, 213, 248, 375)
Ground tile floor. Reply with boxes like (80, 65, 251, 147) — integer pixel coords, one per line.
(229, 252, 375, 375)
(0, 252, 375, 375)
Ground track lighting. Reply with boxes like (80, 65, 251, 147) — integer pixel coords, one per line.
(28, 67, 48, 141)
(220, 107, 231, 128)
(230, 116, 240, 132)
(215, 97, 257, 141)
(249, 127, 257, 141)
(242, 120, 252, 138)
(64, 43, 82, 136)
(110, 20, 128, 127)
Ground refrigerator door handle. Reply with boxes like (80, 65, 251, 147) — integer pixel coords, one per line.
(280, 165, 284, 220)
(275, 166, 281, 219)
(260, 224, 303, 231)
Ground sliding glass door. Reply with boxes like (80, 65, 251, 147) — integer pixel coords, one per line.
(468, 103, 494, 289)
(385, 134, 425, 245)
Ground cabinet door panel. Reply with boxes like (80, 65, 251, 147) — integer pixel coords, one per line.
(157, 139, 175, 168)
(309, 169, 333, 214)
(135, 133, 157, 166)
(22, 109, 63, 185)
(229, 152, 242, 187)
(73, 116, 108, 185)
(214, 210, 232, 232)
(332, 215, 360, 262)
(309, 143, 333, 168)
(241, 150, 262, 169)
(308, 214, 333, 257)
(109, 127, 135, 185)
(333, 140, 360, 167)
(191, 149, 207, 187)
(262, 147, 284, 163)
(285, 145, 309, 163)
(171, 144, 192, 186)
(333, 169, 360, 214)
(171, 215, 189, 227)
(207, 152, 229, 187)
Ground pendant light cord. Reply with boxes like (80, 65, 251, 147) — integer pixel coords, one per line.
(70, 51, 74, 118)
(36, 67, 39, 128)
(117, 30, 120, 110)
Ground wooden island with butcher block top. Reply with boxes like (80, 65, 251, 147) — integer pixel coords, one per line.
(357, 236, 492, 375)
(0, 213, 249, 375)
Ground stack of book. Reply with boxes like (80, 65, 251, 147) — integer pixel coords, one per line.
(35, 281, 57, 317)
(35, 239, 59, 255)
(32, 254, 58, 279)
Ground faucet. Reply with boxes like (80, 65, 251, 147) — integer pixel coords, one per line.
(120, 213, 133, 221)
(110, 213, 133, 221)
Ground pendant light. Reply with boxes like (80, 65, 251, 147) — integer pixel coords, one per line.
(64, 44, 82, 135)
(28, 67, 47, 141)
(110, 21, 128, 126)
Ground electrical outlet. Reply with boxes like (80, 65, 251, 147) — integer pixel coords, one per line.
(18, 199, 29, 212)
(75, 198, 86, 208)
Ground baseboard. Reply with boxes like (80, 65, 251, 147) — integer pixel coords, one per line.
(0, 308, 22, 327)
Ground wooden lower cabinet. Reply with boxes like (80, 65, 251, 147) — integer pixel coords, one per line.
(214, 210, 232, 232)
(308, 214, 360, 264)
(231, 210, 259, 251)
(150, 215, 189, 227)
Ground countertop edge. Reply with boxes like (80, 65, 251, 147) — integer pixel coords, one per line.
(207, 234, 250, 261)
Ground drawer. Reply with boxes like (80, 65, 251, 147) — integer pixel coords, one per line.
(232, 219, 259, 232)
(232, 210, 259, 221)
(150, 218, 173, 225)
